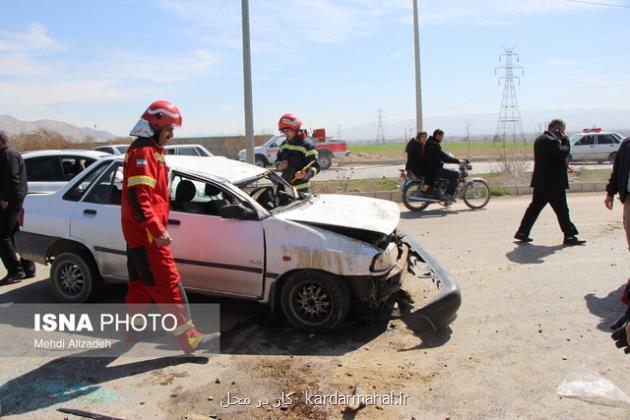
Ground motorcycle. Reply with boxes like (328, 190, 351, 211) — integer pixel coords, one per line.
(400, 160, 491, 212)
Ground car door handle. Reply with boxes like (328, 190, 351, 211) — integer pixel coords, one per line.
(83, 209, 97, 215)
(168, 219, 181, 226)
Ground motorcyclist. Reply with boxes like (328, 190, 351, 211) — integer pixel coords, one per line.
(405, 131, 430, 194)
(424, 129, 466, 202)
(275, 113, 320, 194)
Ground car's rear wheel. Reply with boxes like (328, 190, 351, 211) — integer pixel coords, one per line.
(255, 154, 268, 167)
(609, 152, 617, 163)
(280, 271, 349, 333)
(50, 252, 99, 303)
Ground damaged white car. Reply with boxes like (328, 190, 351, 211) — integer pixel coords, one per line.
(16, 155, 461, 332)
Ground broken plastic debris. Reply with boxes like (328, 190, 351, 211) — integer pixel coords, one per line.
(557, 365, 630, 404)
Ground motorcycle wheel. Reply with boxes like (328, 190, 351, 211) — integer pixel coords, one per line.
(462, 179, 490, 209)
(402, 180, 430, 212)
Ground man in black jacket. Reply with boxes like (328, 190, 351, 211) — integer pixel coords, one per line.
(424, 129, 464, 201)
(405, 131, 427, 179)
(0, 131, 35, 284)
(605, 136, 630, 250)
(514, 119, 585, 245)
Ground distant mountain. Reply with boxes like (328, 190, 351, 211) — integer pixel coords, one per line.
(0, 114, 116, 142)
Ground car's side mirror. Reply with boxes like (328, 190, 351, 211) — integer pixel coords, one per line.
(219, 203, 257, 220)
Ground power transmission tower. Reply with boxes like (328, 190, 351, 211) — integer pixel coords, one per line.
(495, 46, 525, 146)
(376, 109, 385, 144)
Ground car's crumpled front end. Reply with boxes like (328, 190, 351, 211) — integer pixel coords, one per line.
(344, 231, 461, 331)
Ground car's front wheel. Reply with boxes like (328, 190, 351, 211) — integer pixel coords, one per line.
(50, 252, 99, 303)
(280, 271, 350, 333)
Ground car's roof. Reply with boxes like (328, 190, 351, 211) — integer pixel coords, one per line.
(95, 144, 129, 148)
(109, 155, 267, 184)
(164, 144, 207, 148)
(570, 131, 620, 136)
(22, 149, 110, 159)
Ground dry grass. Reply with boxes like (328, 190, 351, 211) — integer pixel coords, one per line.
(8, 129, 130, 152)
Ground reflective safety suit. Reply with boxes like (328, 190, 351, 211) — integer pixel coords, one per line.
(277, 137, 320, 192)
(121, 137, 203, 353)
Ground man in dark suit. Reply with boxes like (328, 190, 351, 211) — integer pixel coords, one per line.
(0, 131, 36, 284)
(514, 119, 585, 246)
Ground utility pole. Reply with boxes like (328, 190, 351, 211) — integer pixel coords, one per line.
(241, 0, 255, 164)
(376, 109, 385, 144)
(413, 0, 423, 132)
(495, 46, 525, 147)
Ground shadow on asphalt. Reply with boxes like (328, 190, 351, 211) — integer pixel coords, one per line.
(505, 243, 565, 264)
(0, 278, 451, 416)
(400, 207, 485, 219)
(584, 283, 627, 332)
(0, 279, 448, 357)
(0, 343, 208, 417)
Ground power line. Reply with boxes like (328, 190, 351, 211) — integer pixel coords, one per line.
(376, 109, 385, 144)
(563, 0, 630, 8)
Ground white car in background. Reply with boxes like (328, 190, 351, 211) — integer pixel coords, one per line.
(22, 150, 109, 194)
(568, 129, 624, 163)
(95, 143, 213, 157)
(16, 155, 460, 332)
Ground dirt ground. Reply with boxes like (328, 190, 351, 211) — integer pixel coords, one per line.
(1, 193, 629, 419)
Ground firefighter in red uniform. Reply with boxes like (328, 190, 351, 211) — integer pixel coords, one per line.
(122, 100, 208, 353)
(275, 113, 320, 194)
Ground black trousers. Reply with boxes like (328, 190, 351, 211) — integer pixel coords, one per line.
(517, 188, 578, 237)
(0, 205, 35, 277)
(437, 168, 459, 195)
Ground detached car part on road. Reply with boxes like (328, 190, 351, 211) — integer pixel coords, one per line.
(16, 155, 460, 332)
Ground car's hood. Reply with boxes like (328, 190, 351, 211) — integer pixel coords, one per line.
(278, 194, 400, 235)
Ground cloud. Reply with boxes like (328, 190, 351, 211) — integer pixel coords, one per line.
(0, 80, 128, 108)
(0, 23, 62, 52)
(100, 49, 222, 83)
(543, 58, 580, 66)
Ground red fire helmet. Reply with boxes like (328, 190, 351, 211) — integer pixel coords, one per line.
(141, 100, 183, 131)
(278, 113, 302, 131)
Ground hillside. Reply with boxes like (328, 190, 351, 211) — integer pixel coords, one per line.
(0, 114, 115, 142)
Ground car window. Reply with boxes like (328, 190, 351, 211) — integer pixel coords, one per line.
(116, 145, 129, 154)
(170, 173, 237, 216)
(60, 157, 95, 180)
(25, 157, 64, 181)
(95, 147, 114, 154)
(63, 160, 112, 202)
(575, 136, 594, 146)
(194, 146, 211, 156)
(176, 147, 200, 156)
(597, 135, 614, 145)
(83, 163, 124, 205)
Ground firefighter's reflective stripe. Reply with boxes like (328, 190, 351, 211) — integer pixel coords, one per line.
(128, 175, 157, 188)
(172, 319, 194, 336)
(305, 149, 318, 157)
(294, 182, 310, 190)
(279, 144, 309, 154)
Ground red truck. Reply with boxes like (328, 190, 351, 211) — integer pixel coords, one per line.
(237, 128, 350, 170)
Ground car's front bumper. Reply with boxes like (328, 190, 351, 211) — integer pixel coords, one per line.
(397, 234, 462, 330)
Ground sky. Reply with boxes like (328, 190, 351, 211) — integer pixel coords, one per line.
(1, 0, 629, 140)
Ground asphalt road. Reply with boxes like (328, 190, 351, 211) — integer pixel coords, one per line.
(318, 161, 612, 181)
(0, 193, 629, 419)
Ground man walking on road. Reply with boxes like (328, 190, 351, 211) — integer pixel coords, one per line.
(514, 119, 586, 246)
(605, 135, 630, 250)
(0, 131, 35, 285)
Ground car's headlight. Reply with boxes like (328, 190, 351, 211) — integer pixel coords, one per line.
(370, 242, 398, 272)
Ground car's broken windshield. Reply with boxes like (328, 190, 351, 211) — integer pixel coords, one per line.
(238, 172, 303, 212)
